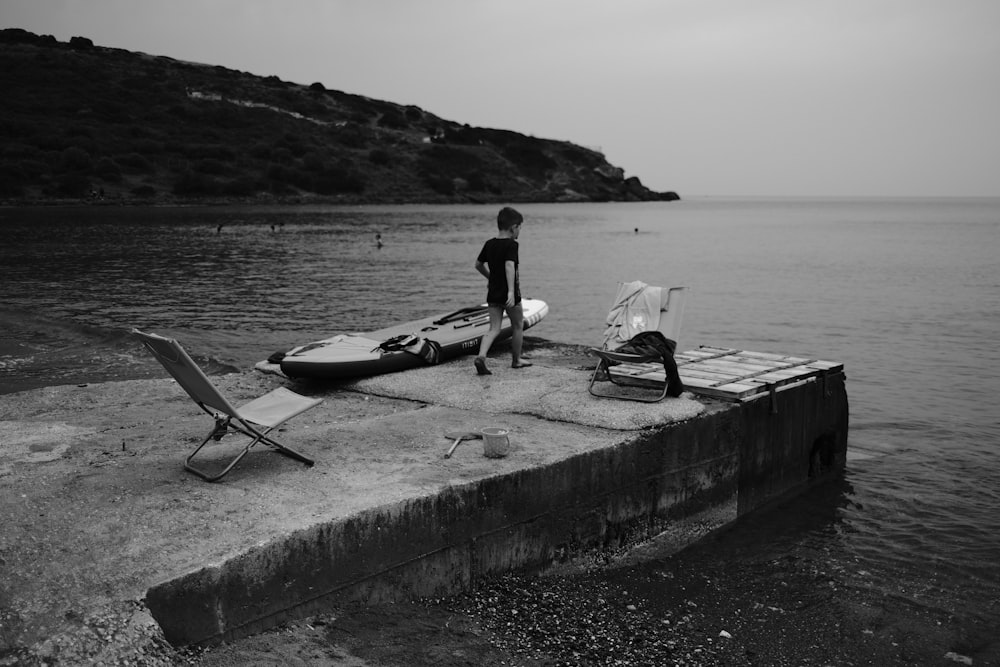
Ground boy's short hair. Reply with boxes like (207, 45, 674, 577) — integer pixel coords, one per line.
(497, 206, 523, 231)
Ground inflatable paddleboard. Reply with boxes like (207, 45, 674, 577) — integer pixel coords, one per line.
(277, 298, 548, 380)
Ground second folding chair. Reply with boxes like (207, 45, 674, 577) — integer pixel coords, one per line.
(133, 329, 322, 482)
(588, 282, 687, 402)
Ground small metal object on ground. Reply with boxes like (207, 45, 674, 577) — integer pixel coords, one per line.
(443, 431, 481, 458)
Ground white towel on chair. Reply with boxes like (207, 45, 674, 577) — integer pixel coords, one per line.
(601, 281, 663, 350)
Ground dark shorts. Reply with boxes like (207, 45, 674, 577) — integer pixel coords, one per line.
(487, 299, 521, 308)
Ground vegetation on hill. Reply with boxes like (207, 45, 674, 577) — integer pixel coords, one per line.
(0, 29, 679, 206)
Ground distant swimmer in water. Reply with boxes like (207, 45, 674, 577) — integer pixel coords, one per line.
(634, 227, 639, 234)
(217, 224, 223, 234)
(375, 232, 384, 249)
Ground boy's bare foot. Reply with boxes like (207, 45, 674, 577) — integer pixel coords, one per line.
(511, 361, 533, 369)
(474, 357, 492, 375)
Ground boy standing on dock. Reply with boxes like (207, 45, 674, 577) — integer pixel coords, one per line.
(473, 206, 532, 375)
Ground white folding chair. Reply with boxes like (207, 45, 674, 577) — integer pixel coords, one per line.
(588, 283, 687, 402)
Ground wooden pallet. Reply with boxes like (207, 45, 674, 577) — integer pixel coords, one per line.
(607, 346, 843, 402)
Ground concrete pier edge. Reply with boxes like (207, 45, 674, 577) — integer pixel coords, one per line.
(148, 358, 846, 646)
(0, 340, 847, 657)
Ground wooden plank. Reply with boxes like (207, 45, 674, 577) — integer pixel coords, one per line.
(706, 351, 814, 367)
(615, 361, 773, 387)
(679, 354, 812, 377)
(678, 368, 751, 383)
(696, 346, 739, 356)
(679, 376, 764, 392)
(712, 356, 808, 371)
(700, 355, 843, 370)
(724, 351, 843, 374)
(803, 360, 844, 372)
(604, 346, 842, 403)
(728, 349, 812, 363)
(695, 348, 823, 369)
(690, 359, 781, 375)
(676, 348, 738, 363)
(679, 379, 764, 400)
(760, 366, 823, 379)
(675, 374, 759, 391)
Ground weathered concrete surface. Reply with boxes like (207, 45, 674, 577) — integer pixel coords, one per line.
(0, 341, 847, 661)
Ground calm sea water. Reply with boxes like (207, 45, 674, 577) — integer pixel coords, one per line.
(2, 198, 999, 640)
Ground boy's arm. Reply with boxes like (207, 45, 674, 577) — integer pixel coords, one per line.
(504, 260, 516, 307)
(475, 260, 489, 279)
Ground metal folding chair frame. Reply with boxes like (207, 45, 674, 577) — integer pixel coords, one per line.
(183, 399, 317, 482)
(133, 329, 321, 482)
(588, 349, 673, 403)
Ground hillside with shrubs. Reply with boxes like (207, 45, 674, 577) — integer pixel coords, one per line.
(0, 29, 680, 205)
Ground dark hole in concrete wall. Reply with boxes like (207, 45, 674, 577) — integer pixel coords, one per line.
(808, 433, 837, 478)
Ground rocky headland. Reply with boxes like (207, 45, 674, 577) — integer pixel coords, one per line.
(0, 28, 679, 207)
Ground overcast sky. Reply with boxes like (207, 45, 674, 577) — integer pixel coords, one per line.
(5, 0, 999, 197)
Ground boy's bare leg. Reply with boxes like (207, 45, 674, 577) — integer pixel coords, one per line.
(508, 303, 532, 368)
(474, 304, 505, 375)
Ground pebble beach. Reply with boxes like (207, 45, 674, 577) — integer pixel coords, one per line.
(189, 491, 988, 666)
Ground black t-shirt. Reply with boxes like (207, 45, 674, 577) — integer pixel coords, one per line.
(477, 237, 520, 305)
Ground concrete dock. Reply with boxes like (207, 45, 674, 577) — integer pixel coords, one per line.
(0, 340, 847, 663)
